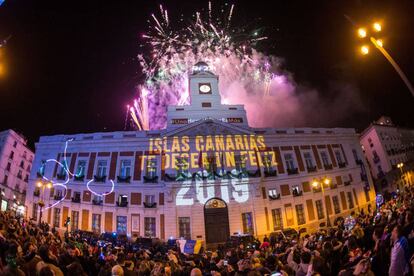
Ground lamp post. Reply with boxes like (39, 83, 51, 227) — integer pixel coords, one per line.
(36, 180, 52, 225)
(397, 162, 404, 190)
(356, 21, 414, 97)
(312, 177, 332, 227)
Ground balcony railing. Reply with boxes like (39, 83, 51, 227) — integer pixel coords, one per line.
(117, 175, 131, 183)
(292, 190, 303, 197)
(143, 175, 158, 183)
(287, 168, 299, 175)
(56, 174, 66, 180)
(143, 202, 157, 208)
(33, 190, 40, 197)
(312, 187, 322, 193)
(92, 199, 103, 206)
(307, 166, 317, 173)
(94, 175, 107, 182)
(269, 194, 281, 200)
(330, 183, 338, 189)
(338, 162, 347, 168)
(116, 201, 128, 207)
(74, 175, 85, 182)
(264, 170, 277, 178)
(71, 197, 81, 203)
(323, 164, 333, 170)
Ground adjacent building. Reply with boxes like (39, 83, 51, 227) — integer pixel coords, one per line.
(360, 116, 414, 191)
(0, 129, 34, 214)
(26, 62, 375, 243)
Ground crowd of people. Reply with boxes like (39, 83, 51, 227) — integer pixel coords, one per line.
(2, 187, 414, 276)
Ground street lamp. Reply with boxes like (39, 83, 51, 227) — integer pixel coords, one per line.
(356, 21, 414, 97)
(36, 180, 52, 225)
(312, 177, 332, 227)
(397, 162, 404, 190)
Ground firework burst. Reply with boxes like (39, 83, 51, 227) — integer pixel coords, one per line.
(130, 2, 282, 130)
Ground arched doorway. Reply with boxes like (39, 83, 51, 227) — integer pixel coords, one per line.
(204, 198, 230, 244)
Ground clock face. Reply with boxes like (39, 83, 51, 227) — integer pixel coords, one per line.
(199, 83, 211, 94)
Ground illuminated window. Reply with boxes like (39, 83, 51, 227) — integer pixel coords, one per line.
(145, 195, 155, 204)
(242, 212, 254, 234)
(117, 216, 127, 234)
(320, 151, 330, 166)
(304, 152, 314, 168)
(332, 196, 341, 214)
(53, 208, 61, 228)
(144, 217, 156, 237)
(315, 200, 324, 219)
(96, 160, 108, 177)
(178, 217, 191, 239)
(145, 158, 157, 178)
(271, 208, 283, 230)
(76, 160, 87, 177)
(119, 160, 132, 177)
(262, 152, 274, 173)
(92, 214, 101, 233)
(295, 204, 306, 225)
(71, 211, 79, 231)
(284, 153, 296, 170)
(58, 160, 68, 177)
(268, 189, 279, 199)
(38, 160, 46, 177)
(347, 192, 354, 209)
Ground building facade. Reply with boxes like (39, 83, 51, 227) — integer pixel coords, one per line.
(0, 129, 34, 214)
(26, 63, 375, 243)
(360, 116, 414, 191)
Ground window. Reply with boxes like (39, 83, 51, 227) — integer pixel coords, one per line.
(347, 192, 354, 209)
(26, 165, 31, 172)
(145, 158, 157, 178)
(178, 217, 191, 239)
(235, 154, 247, 172)
(23, 151, 27, 159)
(71, 211, 79, 231)
(352, 149, 359, 162)
(292, 185, 301, 196)
(97, 160, 108, 177)
(364, 188, 371, 203)
(6, 162, 11, 171)
(20, 160, 25, 168)
(268, 189, 279, 199)
(119, 160, 132, 177)
(38, 160, 46, 177)
(58, 160, 68, 177)
(73, 192, 81, 202)
(272, 208, 283, 230)
(93, 195, 103, 204)
(242, 212, 254, 234)
(201, 102, 212, 107)
(3, 175, 8, 185)
(295, 204, 306, 225)
(53, 208, 61, 228)
(332, 196, 341, 214)
(304, 152, 314, 168)
(32, 203, 38, 221)
(117, 195, 128, 207)
(284, 153, 296, 170)
(15, 184, 20, 193)
(144, 217, 156, 237)
(320, 151, 330, 166)
(145, 195, 155, 204)
(9, 151, 14, 159)
(92, 214, 101, 233)
(262, 152, 274, 173)
(24, 174, 29, 182)
(315, 200, 324, 219)
(335, 151, 344, 164)
(205, 154, 217, 173)
(176, 157, 189, 175)
(13, 141, 17, 148)
(76, 160, 87, 177)
(17, 170, 22, 179)
(117, 216, 128, 234)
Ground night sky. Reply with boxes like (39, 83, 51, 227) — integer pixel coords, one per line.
(0, 0, 413, 148)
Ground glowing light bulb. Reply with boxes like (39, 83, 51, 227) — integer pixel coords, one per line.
(37, 182, 42, 187)
(312, 181, 319, 187)
(376, 39, 383, 47)
(358, 28, 367, 38)
(323, 178, 331, 185)
(373, 22, 382, 32)
(361, 45, 369, 55)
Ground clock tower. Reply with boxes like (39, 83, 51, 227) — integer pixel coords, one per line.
(166, 61, 248, 129)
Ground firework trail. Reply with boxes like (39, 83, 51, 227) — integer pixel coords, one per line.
(129, 2, 363, 130)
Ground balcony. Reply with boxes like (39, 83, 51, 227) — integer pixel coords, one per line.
(292, 190, 303, 197)
(264, 170, 277, 178)
(143, 175, 158, 183)
(307, 166, 317, 173)
(117, 175, 131, 183)
(287, 168, 299, 175)
(143, 202, 157, 208)
(56, 173, 66, 180)
(94, 175, 107, 183)
(330, 183, 338, 189)
(92, 199, 103, 206)
(312, 187, 322, 193)
(73, 175, 84, 182)
(338, 162, 347, 168)
(247, 169, 261, 178)
(54, 195, 63, 201)
(323, 164, 333, 170)
(33, 190, 40, 197)
(71, 197, 81, 203)
(269, 194, 281, 200)
(116, 201, 128, 207)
